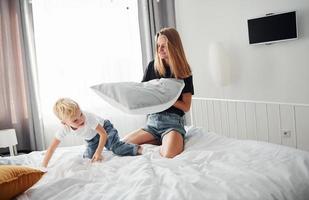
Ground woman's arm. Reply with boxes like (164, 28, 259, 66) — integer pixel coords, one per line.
(92, 124, 108, 162)
(173, 93, 192, 112)
(42, 138, 61, 167)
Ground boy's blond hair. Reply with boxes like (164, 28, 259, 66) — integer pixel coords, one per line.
(53, 98, 80, 121)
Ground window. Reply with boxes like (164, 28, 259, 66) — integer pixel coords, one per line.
(32, 0, 144, 145)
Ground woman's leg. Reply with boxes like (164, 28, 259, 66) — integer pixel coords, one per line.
(160, 131, 184, 158)
(123, 129, 160, 145)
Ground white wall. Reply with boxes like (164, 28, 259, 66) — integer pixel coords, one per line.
(176, 0, 309, 104)
(191, 98, 309, 151)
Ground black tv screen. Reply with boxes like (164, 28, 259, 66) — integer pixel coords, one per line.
(247, 11, 297, 45)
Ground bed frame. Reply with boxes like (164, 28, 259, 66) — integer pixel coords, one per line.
(189, 97, 309, 151)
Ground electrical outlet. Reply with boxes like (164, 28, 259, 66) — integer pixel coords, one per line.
(281, 130, 291, 137)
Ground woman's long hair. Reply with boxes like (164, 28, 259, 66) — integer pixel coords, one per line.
(154, 27, 191, 79)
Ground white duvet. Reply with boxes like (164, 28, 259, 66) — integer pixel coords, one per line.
(2, 127, 309, 200)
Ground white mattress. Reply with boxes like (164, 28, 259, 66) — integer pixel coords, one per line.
(2, 127, 309, 200)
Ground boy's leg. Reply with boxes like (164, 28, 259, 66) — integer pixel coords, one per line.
(103, 120, 139, 156)
(111, 141, 139, 156)
(83, 134, 100, 159)
(103, 120, 120, 150)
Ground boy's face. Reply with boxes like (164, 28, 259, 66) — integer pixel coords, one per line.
(62, 110, 85, 130)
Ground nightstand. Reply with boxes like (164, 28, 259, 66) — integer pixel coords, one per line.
(0, 129, 18, 156)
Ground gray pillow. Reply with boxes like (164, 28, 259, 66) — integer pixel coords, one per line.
(91, 78, 184, 115)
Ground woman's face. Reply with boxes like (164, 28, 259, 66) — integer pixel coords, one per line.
(157, 35, 168, 61)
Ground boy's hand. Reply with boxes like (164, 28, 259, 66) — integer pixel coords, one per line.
(38, 166, 48, 173)
(41, 163, 48, 168)
(91, 152, 103, 162)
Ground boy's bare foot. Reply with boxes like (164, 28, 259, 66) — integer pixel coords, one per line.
(137, 145, 143, 155)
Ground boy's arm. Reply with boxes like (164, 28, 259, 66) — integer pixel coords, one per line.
(42, 138, 61, 167)
(92, 124, 108, 162)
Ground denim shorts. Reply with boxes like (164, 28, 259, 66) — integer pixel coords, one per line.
(142, 112, 186, 141)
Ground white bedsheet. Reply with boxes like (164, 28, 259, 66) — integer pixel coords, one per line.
(2, 127, 309, 200)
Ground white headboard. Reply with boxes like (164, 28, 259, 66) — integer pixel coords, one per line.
(189, 97, 309, 151)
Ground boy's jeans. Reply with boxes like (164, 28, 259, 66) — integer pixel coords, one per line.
(83, 120, 138, 159)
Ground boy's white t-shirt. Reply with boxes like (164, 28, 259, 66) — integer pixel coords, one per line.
(55, 111, 105, 141)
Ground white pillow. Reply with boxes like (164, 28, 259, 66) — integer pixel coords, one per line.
(90, 78, 184, 115)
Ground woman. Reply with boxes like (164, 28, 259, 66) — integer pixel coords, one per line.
(123, 27, 194, 158)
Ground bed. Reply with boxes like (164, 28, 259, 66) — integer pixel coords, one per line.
(1, 126, 309, 200)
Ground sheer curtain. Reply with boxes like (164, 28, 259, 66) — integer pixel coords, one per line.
(0, 0, 44, 152)
(31, 0, 145, 146)
(137, 0, 176, 68)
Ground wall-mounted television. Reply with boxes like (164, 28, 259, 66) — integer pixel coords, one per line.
(247, 11, 297, 45)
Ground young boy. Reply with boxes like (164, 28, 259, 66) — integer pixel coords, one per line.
(42, 98, 142, 167)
